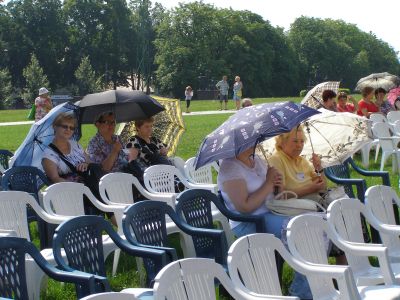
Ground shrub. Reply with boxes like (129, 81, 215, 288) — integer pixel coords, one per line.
(338, 88, 351, 94)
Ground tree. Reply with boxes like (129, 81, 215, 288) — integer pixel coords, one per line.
(0, 68, 12, 109)
(22, 53, 49, 105)
(75, 56, 101, 95)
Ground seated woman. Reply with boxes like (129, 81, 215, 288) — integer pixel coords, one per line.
(218, 146, 312, 299)
(124, 117, 171, 182)
(375, 87, 393, 115)
(357, 86, 380, 117)
(321, 89, 337, 111)
(86, 111, 127, 173)
(42, 112, 89, 183)
(336, 91, 358, 113)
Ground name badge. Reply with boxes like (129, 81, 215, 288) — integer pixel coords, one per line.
(296, 172, 305, 181)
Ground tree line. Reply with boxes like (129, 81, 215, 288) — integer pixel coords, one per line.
(0, 0, 399, 108)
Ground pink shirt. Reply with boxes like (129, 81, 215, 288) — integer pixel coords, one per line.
(337, 103, 355, 113)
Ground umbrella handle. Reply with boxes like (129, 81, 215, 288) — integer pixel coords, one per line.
(304, 122, 321, 176)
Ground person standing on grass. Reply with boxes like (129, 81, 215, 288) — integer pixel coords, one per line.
(185, 86, 193, 113)
(216, 75, 229, 110)
(232, 76, 243, 110)
(35, 87, 53, 121)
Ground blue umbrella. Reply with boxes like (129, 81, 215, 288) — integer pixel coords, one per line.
(12, 102, 80, 168)
(194, 101, 320, 169)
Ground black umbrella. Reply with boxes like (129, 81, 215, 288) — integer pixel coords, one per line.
(77, 90, 165, 124)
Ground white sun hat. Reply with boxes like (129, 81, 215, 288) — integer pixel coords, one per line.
(38, 87, 49, 96)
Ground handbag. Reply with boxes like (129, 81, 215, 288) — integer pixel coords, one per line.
(27, 105, 36, 120)
(266, 191, 326, 216)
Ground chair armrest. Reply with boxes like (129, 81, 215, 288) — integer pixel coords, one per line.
(184, 182, 218, 194)
(116, 238, 171, 263)
(349, 159, 391, 186)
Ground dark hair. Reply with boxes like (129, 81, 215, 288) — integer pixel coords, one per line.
(375, 87, 387, 95)
(337, 91, 348, 100)
(94, 111, 114, 123)
(135, 117, 155, 129)
(322, 90, 337, 101)
(362, 86, 374, 98)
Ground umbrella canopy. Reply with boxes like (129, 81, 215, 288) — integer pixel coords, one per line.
(194, 101, 320, 169)
(11, 102, 80, 168)
(301, 81, 340, 109)
(118, 97, 185, 156)
(355, 72, 400, 92)
(387, 87, 400, 106)
(259, 108, 372, 168)
(77, 90, 165, 124)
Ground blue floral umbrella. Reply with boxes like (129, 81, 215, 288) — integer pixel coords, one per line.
(194, 101, 320, 169)
(11, 102, 80, 168)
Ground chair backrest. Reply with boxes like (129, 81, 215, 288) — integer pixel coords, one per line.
(365, 185, 400, 251)
(372, 122, 397, 151)
(144, 165, 186, 194)
(1, 166, 49, 198)
(369, 113, 388, 124)
(324, 160, 355, 198)
(184, 157, 216, 184)
(43, 182, 87, 216)
(326, 198, 373, 273)
(0, 150, 13, 172)
(0, 191, 46, 240)
(153, 258, 251, 300)
(81, 292, 140, 300)
(387, 111, 400, 124)
(99, 172, 139, 205)
(53, 215, 109, 277)
(175, 189, 228, 264)
(286, 214, 340, 299)
(392, 120, 400, 136)
(227, 233, 286, 296)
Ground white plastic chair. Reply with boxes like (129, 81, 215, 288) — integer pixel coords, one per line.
(171, 156, 186, 175)
(80, 292, 141, 299)
(144, 165, 234, 245)
(365, 185, 400, 262)
(327, 198, 400, 285)
(228, 233, 359, 300)
(0, 191, 70, 300)
(387, 111, 400, 125)
(184, 157, 219, 185)
(287, 213, 400, 300)
(369, 113, 388, 124)
(150, 258, 273, 300)
(371, 122, 400, 172)
(98, 172, 195, 259)
(42, 182, 126, 276)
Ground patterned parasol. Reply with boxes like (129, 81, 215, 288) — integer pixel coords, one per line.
(301, 81, 340, 109)
(355, 72, 400, 92)
(118, 96, 185, 156)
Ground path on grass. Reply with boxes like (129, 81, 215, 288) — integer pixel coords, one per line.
(0, 109, 236, 126)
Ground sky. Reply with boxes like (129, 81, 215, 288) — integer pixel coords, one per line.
(157, 0, 400, 55)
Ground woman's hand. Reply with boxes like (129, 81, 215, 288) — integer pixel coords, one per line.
(76, 162, 89, 172)
(266, 166, 282, 187)
(111, 140, 122, 154)
(159, 146, 169, 156)
(128, 147, 139, 161)
(310, 175, 326, 192)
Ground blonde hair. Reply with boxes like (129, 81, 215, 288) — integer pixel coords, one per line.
(53, 112, 77, 128)
(275, 125, 307, 150)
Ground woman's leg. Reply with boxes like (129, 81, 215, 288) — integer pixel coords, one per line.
(186, 99, 191, 112)
(232, 222, 256, 238)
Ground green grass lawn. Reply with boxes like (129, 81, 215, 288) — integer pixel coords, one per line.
(0, 94, 394, 299)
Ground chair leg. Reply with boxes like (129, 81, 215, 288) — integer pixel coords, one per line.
(360, 144, 370, 168)
(179, 232, 196, 257)
(380, 152, 388, 171)
(374, 144, 380, 162)
(26, 258, 46, 300)
(112, 249, 121, 276)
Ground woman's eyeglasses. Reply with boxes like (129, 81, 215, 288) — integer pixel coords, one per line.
(98, 120, 116, 126)
(58, 124, 76, 131)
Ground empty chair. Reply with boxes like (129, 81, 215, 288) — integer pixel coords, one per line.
(1, 166, 53, 249)
(184, 156, 219, 185)
(152, 258, 270, 300)
(387, 111, 400, 124)
(371, 122, 400, 172)
(0, 191, 70, 299)
(327, 198, 400, 285)
(0, 236, 97, 300)
(287, 213, 400, 300)
(227, 233, 363, 300)
(369, 113, 388, 124)
(365, 185, 400, 261)
(53, 215, 167, 291)
(122, 200, 227, 266)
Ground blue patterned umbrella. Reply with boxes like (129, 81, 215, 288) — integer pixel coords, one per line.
(194, 101, 320, 169)
(11, 102, 80, 168)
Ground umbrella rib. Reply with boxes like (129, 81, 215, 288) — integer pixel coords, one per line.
(309, 123, 343, 162)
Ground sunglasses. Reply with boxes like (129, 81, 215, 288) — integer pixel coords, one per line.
(58, 124, 76, 131)
(98, 120, 116, 126)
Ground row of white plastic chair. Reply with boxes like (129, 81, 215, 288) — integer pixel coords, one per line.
(84, 184, 400, 299)
(371, 122, 400, 172)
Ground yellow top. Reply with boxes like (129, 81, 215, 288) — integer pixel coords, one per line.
(268, 149, 316, 190)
